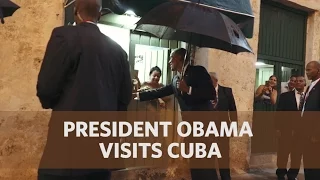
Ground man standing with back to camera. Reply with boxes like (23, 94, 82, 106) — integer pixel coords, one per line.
(36, 0, 132, 179)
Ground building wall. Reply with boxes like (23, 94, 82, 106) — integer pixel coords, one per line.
(0, 0, 64, 179)
(194, 0, 320, 173)
(193, 0, 261, 173)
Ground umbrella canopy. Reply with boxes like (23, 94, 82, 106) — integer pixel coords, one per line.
(64, 0, 254, 37)
(135, 0, 253, 54)
(114, 0, 254, 38)
(0, 0, 20, 24)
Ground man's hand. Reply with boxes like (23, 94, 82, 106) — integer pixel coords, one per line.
(262, 86, 268, 93)
(177, 79, 189, 93)
(132, 92, 137, 99)
(158, 98, 166, 108)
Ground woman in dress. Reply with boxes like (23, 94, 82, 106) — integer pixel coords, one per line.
(255, 75, 278, 106)
(138, 66, 170, 109)
(252, 75, 278, 153)
(134, 66, 172, 179)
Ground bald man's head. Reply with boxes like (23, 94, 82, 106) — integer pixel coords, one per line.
(306, 61, 320, 81)
(74, 0, 102, 24)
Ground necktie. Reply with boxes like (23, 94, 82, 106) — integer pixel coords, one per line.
(211, 89, 218, 110)
(298, 92, 305, 111)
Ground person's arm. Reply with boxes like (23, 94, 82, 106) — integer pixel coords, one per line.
(254, 85, 265, 100)
(133, 75, 142, 90)
(137, 84, 174, 101)
(188, 66, 216, 100)
(160, 95, 171, 102)
(118, 52, 133, 111)
(158, 83, 171, 102)
(226, 88, 238, 122)
(270, 89, 278, 105)
(36, 27, 74, 109)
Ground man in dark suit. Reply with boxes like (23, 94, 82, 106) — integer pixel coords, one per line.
(275, 75, 305, 180)
(36, 0, 132, 179)
(209, 72, 237, 180)
(301, 61, 320, 180)
(133, 48, 218, 180)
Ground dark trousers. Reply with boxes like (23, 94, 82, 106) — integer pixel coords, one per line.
(38, 171, 111, 180)
(187, 137, 219, 180)
(276, 130, 302, 179)
(215, 136, 231, 180)
(190, 169, 218, 180)
(303, 138, 320, 180)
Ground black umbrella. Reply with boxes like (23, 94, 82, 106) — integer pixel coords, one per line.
(0, 0, 20, 24)
(135, 0, 253, 54)
(113, 0, 254, 38)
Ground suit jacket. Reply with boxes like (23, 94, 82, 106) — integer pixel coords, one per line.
(275, 90, 300, 132)
(215, 85, 238, 123)
(139, 65, 215, 111)
(37, 22, 132, 111)
(302, 81, 320, 138)
(36, 22, 132, 176)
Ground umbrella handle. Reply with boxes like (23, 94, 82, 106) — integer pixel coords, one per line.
(181, 38, 193, 77)
(64, 0, 76, 8)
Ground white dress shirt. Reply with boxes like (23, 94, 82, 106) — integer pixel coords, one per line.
(295, 89, 303, 110)
(215, 85, 218, 100)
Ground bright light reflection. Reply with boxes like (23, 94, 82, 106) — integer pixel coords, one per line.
(125, 10, 136, 16)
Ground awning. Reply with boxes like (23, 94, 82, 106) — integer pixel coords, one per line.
(64, 0, 254, 38)
(114, 0, 255, 38)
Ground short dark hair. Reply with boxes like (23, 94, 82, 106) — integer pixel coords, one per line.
(290, 75, 297, 79)
(149, 66, 162, 76)
(173, 48, 187, 61)
(76, 0, 102, 19)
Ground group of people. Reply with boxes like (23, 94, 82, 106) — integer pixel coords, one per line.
(253, 62, 320, 180)
(36, 0, 237, 180)
(34, 0, 320, 180)
(276, 61, 320, 180)
(131, 48, 237, 180)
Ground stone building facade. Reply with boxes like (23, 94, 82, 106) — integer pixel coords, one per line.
(0, 0, 319, 179)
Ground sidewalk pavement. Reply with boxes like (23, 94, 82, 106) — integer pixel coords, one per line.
(112, 168, 305, 180)
(232, 169, 304, 180)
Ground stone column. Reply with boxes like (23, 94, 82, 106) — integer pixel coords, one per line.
(191, 0, 262, 174)
(305, 11, 320, 83)
(0, 1, 64, 179)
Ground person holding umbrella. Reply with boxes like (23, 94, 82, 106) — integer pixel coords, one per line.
(133, 48, 218, 180)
